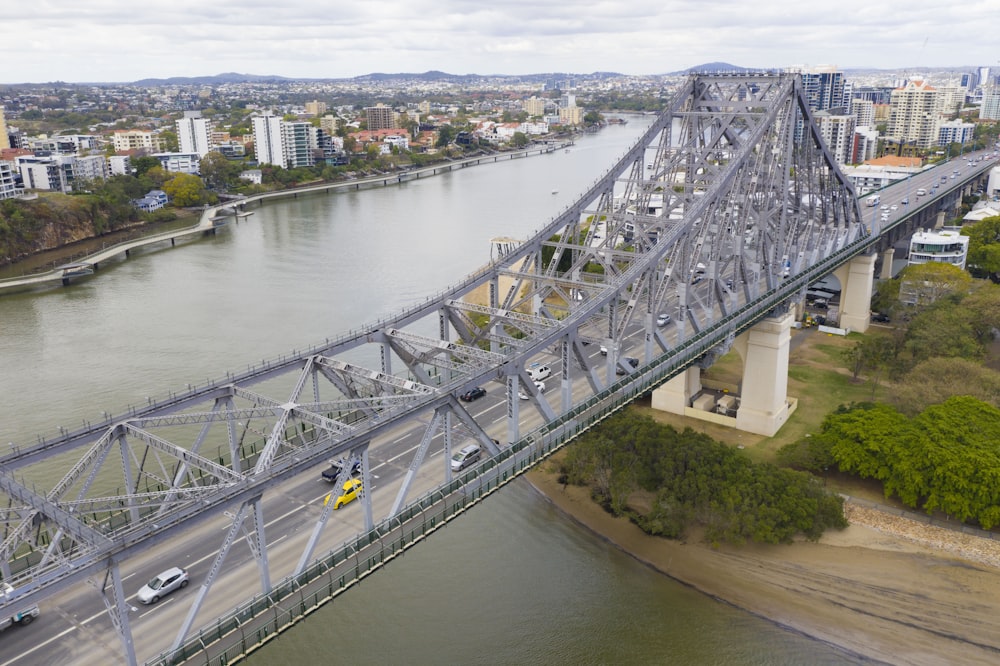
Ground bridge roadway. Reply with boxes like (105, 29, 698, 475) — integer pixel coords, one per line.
(2, 74, 999, 665)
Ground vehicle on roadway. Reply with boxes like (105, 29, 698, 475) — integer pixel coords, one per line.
(327, 478, 362, 510)
(321, 459, 361, 483)
(460, 386, 487, 402)
(527, 364, 551, 381)
(137, 567, 189, 604)
(616, 357, 640, 375)
(518, 380, 546, 400)
(656, 313, 672, 326)
(450, 444, 482, 472)
(1, 583, 39, 630)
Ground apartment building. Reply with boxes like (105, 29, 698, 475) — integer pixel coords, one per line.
(0, 161, 21, 200)
(887, 80, 942, 149)
(304, 100, 328, 116)
(112, 129, 164, 153)
(907, 228, 968, 270)
(814, 110, 855, 164)
(937, 120, 975, 147)
(0, 107, 9, 151)
(252, 114, 286, 168)
(252, 114, 318, 169)
(981, 90, 1000, 121)
(176, 111, 214, 157)
(365, 104, 397, 131)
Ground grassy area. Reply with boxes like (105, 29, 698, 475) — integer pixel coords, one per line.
(632, 328, 885, 465)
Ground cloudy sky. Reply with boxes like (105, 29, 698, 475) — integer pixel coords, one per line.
(6, 0, 996, 83)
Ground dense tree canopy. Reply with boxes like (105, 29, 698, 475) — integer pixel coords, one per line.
(561, 413, 847, 545)
(963, 215, 1000, 282)
(782, 398, 1000, 528)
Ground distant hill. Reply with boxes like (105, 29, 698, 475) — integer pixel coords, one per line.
(669, 62, 758, 75)
(131, 72, 294, 86)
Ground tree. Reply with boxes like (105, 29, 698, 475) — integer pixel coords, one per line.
(199, 152, 243, 191)
(161, 173, 210, 207)
(435, 125, 456, 148)
(891, 357, 1000, 416)
(511, 131, 529, 148)
(962, 215, 1000, 282)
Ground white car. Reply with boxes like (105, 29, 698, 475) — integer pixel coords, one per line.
(656, 313, 672, 327)
(137, 567, 189, 604)
(518, 380, 545, 400)
(451, 444, 482, 472)
(890, 205, 898, 210)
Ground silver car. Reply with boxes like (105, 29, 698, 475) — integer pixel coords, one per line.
(137, 567, 189, 604)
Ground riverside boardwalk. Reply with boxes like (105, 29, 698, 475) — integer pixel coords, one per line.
(0, 141, 571, 296)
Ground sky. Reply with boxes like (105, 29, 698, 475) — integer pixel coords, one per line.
(5, 0, 998, 84)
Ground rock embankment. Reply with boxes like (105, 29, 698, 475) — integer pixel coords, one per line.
(844, 500, 1000, 569)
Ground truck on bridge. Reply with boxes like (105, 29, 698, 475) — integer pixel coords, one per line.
(865, 194, 880, 207)
(1, 583, 39, 630)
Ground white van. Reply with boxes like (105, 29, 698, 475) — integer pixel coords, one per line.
(527, 364, 551, 381)
(916, 188, 927, 196)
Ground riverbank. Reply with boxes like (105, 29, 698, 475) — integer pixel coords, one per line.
(526, 458, 1000, 665)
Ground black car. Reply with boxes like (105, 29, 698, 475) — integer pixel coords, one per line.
(322, 459, 361, 482)
(870, 312, 890, 323)
(460, 386, 487, 402)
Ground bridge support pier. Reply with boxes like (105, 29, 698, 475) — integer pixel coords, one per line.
(733, 311, 795, 436)
(880, 248, 895, 280)
(651, 312, 796, 437)
(935, 210, 946, 229)
(834, 253, 875, 333)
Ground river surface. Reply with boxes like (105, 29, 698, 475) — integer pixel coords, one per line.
(0, 119, 862, 664)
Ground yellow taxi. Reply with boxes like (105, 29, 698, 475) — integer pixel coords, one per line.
(326, 478, 362, 509)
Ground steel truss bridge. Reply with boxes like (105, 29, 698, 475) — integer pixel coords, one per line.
(2, 73, 889, 664)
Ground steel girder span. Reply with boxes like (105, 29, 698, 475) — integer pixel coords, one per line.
(0, 72, 869, 664)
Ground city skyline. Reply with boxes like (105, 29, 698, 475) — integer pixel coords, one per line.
(5, 0, 997, 84)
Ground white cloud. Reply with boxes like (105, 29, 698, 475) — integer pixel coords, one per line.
(3, 0, 995, 82)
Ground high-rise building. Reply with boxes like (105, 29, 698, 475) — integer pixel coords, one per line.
(981, 90, 1000, 121)
(814, 110, 856, 164)
(365, 104, 397, 131)
(252, 114, 286, 168)
(176, 111, 214, 157)
(791, 65, 845, 112)
(887, 80, 941, 149)
(281, 121, 317, 168)
(252, 115, 318, 168)
(852, 99, 875, 129)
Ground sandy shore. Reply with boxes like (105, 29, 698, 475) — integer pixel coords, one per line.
(526, 461, 1000, 665)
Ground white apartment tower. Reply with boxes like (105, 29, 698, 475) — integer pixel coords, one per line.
(252, 114, 286, 168)
(280, 121, 318, 169)
(815, 110, 856, 164)
(887, 80, 942, 149)
(176, 111, 214, 157)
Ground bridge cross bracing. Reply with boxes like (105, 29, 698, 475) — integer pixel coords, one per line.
(0, 73, 874, 665)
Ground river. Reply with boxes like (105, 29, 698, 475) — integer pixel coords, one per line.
(0, 119, 862, 664)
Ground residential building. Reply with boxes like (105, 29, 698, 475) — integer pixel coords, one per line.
(281, 121, 318, 168)
(852, 99, 875, 129)
(887, 80, 942, 149)
(365, 104, 397, 131)
(558, 106, 582, 125)
(176, 111, 213, 157)
(152, 152, 201, 174)
(815, 110, 855, 164)
(108, 155, 131, 176)
(0, 108, 9, 151)
(319, 115, 339, 135)
(16, 154, 75, 192)
(133, 189, 168, 212)
(73, 155, 108, 183)
(304, 100, 328, 116)
(252, 114, 286, 168)
(906, 228, 968, 270)
(111, 129, 163, 153)
(793, 65, 846, 112)
(937, 120, 975, 147)
(851, 126, 879, 164)
(0, 161, 21, 200)
(981, 90, 1000, 121)
(523, 96, 547, 117)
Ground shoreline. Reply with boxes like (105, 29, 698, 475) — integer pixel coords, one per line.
(525, 460, 1000, 665)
